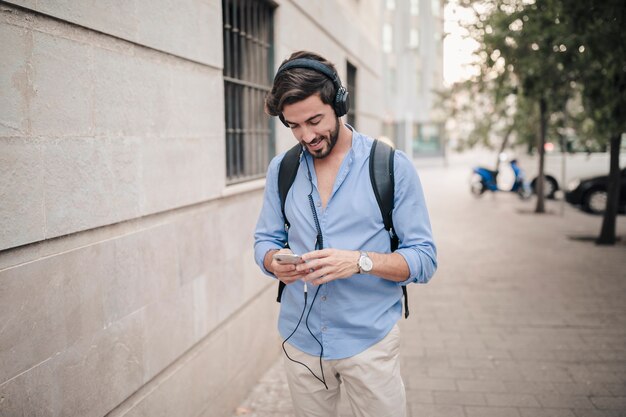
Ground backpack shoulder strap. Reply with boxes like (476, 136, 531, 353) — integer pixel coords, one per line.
(276, 144, 302, 303)
(369, 140, 409, 318)
(278, 144, 303, 230)
(369, 140, 397, 251)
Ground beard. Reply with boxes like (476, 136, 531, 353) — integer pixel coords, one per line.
(304, 117, 341, 159)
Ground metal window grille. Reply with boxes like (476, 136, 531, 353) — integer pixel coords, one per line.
(346, 61, 357, 128)
(223, 0, 275, 184)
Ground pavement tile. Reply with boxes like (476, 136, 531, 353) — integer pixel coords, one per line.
(604, 382, 626, 396)
(409, 403, 466, 417)
(553, 381, 613, 396)
(428, 366, 475, 379)
(464, 406, 520, 417)
(405, 376, 458, 391)
(590, 396, 626, 410)
(519, 409, 575, 417)
(509, 349, 558, 361)
(474, 368, 525, 382)
(485, 392, 540, 407)
(520, 365, 575, 383)
(433, 391, 486, 406)
(535, 392, 595, 408)
(457, 379, 508, 393)
(425, 347, 468, 359)
(405, 389, 435, 404)
(449, 357, 496, 370)
(570, 370, 625, 384)
(464, 348, 512, 360)
(503, 381, 557, 394)
(572, 410, 626, 417)
(551, 350, 601, 362)
(596, 351, 626, 361)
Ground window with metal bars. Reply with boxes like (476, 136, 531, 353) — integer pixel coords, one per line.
(346, 61, 357, 128)
(223, 0, 275, 184)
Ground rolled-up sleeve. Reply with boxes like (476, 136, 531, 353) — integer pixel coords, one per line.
(254, 155, 288, 277)
(392, 151, 437, 285)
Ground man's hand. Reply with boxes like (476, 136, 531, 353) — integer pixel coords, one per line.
(296, 249, 359, 286)
(266, 248, 304, 285)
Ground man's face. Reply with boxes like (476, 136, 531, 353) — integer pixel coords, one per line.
(281, 94, 340, 159)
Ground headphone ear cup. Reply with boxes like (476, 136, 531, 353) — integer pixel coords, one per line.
(333, 87, 350, 118)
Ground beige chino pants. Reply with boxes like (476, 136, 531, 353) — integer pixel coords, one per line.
(283, 324, 406, 417)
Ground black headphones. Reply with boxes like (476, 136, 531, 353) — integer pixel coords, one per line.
(274, 58, 350, 127)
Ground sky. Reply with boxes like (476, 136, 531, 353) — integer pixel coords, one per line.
(443, 2, 481, 86)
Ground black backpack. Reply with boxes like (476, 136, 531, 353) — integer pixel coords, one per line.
(276, 139, 409, 318)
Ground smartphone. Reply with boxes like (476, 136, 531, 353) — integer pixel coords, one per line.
(273, 253, 303, 264)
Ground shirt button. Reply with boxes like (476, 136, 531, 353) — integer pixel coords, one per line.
(316, 201, 321, 207)
(321, 296, 327, 301)
(321, 326, 327, 332)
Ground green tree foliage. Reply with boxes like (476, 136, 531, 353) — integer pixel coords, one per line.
(446, 0, 624, 235)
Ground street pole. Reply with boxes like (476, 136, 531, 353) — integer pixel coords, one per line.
(560, 135, 566, 217)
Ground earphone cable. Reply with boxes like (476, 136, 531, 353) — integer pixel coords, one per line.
(279, 152, 328, 389)
(281, 291, 328, 389)
(305, 282, 327, 388)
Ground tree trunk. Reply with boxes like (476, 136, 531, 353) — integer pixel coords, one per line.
(495, 124, 514, 172)
(534, 97, 547, 213)
(596, 133, 622, 245)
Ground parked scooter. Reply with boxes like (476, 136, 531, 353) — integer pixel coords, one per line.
(471, 159, 532, 200)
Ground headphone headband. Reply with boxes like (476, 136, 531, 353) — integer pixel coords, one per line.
(275, 58, 343, 91)
(274, 57, 350, 125)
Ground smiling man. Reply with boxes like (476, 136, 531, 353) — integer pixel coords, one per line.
(284, 94, 341, 159)
(253, 51, 437, 417)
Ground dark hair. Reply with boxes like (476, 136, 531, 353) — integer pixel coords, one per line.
(265, 51, 338, 117)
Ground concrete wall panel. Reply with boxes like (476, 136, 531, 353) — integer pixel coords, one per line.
(0, 260, 67, 386)
(139, 135, 220, 215)
(0, 21, 31, 135)
(111, 286, 280, 417)
(92, 47, 167, 138)
(42, 137, 142, 238)
(104, 223, 179, 325)
(0, 138, 45, 250)
(92, 46, 223, 139)
(0, 310, 145, 417)
(0, 242, 114, 385)
(4, 0, 222, 67)
(31, 31, 93, 136)
(141, 283, 196, 381)
(55, 312, 145, 417)
(176, 207, 222, 286)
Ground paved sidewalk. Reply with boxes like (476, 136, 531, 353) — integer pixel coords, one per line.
(233, 165, 626, 417)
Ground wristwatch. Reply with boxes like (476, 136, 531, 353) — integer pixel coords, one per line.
(358, 251, 373, 274)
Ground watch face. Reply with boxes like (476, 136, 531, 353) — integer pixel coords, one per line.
(359, 255, 373, 272)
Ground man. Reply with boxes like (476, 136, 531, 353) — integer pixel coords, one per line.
(254, 51, 437, 417)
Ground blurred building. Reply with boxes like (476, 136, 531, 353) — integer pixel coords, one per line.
(0, 0, 384, 416)
(381, 0, 445, 158)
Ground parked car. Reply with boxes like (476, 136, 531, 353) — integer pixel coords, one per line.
(519, 148, 624, 200)
(565, 168, 626, 214)
(514, 135, 626, 199)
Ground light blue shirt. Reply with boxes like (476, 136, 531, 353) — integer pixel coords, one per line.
(254, 129, 437, 359)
